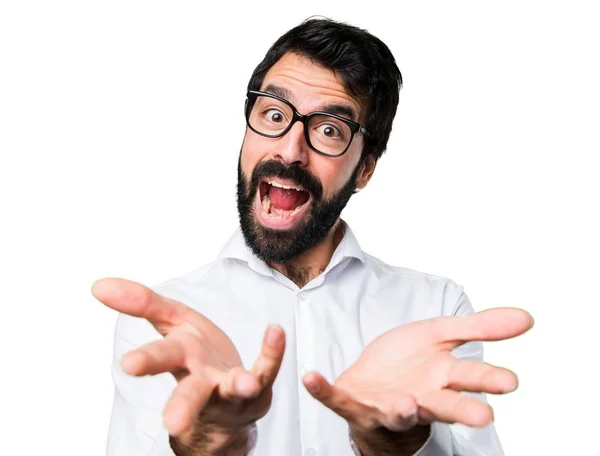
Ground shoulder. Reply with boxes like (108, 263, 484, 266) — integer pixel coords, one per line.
(114, 259, 236, 341)
(360, 252, 468, 316)
(362, 251, 461, 290)
(150, 258, 238, 301)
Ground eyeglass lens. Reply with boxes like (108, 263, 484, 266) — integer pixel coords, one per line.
(247, 95, 353, 156)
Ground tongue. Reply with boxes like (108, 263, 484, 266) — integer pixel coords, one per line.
(268, 186, 308, 211)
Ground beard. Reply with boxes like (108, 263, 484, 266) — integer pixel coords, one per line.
(236, 157, 361, 264)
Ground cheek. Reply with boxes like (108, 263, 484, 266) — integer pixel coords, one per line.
(320, 144, 362, 193)
(240, 132, 265, 177)
(314, 158, 355, 199)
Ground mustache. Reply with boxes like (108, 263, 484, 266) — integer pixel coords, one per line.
(250, 160, 323, 199)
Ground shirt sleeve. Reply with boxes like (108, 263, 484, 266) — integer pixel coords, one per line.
(105, 312, 176, 455)
(414, 289, 505, 456)
(105, 312, 258, 455)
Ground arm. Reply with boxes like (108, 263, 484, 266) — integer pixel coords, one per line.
(349, 424, 432, 456)
(348, 291, 506, 456)
(98, 278, 284, 456)
(106, 313, 179, 455)
(107, 314, 259, 456)
(303, 295, 531, 456)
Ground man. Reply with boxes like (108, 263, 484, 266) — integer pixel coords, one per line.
(94, 18, 533, 455)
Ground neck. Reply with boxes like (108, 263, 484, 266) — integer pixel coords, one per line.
(269, 219, 345, 288)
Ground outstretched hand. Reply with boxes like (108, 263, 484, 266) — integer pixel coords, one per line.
(303, 308, 533, 434)
(93, 278, 286, 448)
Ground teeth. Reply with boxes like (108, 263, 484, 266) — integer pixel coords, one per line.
(262, 192, 272, 213)
(261, 188, 309, 219)
(290, 201, 305, 215)
(268, 180, 304, 192)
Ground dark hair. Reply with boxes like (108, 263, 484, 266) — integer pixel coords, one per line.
(247, 17, 402, 161)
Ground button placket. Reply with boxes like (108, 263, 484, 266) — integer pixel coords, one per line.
(295, 288, 320, 452)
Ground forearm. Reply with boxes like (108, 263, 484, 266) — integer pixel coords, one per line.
(350, 424, 431, 456)
(169, 423, 253, 456)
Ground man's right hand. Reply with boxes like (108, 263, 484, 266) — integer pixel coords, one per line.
(92, 278, 285, 454)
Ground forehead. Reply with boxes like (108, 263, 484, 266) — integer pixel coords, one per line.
(260, 52, 363, 121)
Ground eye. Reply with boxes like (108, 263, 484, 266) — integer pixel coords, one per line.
(316, 123, 343, 139)
(265, 109, 286, 123)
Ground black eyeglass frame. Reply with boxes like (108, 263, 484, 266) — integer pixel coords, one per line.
(244, 89, 370, 158)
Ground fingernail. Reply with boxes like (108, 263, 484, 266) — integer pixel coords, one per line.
(267, 326, 282, 346)
(307, 381, 320, 393)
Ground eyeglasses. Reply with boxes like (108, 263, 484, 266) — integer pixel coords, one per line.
(244, 90, 370, 158)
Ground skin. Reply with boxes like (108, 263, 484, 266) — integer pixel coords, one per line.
(93, 52, 534, 455)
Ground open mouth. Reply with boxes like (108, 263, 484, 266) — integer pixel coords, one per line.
(256, 178, 311, 229)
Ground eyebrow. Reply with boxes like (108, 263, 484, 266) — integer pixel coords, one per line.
(263, 83, 359, 122)
(319, 103, 358, 122)
(264, 84, 292, 100)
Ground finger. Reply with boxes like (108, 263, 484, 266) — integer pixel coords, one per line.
(92, 278, 188, 330)
(251, 325, 286, 388)
(121, 338, 186, 376)
(164, 373, 216, 436)
(92, 278, 220, 338)
(302, 372, 384, 431)
(386, 395, 419, 431)
(418, 389, 493, 427)
(218, 366, 261, 402)
(433, 308, 534, 349)
(447, 359, 518, 394)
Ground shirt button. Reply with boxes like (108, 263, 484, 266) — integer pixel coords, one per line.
(300, 364, 310, 375)
(298, 292, 306, 301)
(305, 448, 317, 456)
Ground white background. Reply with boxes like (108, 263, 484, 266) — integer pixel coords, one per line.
(1, 1, 598, 454)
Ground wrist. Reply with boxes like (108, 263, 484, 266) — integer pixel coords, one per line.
(170, 423, 253, 456)
(349, 424, 431, 456)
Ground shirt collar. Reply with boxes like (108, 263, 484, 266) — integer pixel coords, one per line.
(218, 220, 365, 275)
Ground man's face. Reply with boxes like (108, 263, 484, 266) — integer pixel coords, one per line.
(237, 52, 370, 263)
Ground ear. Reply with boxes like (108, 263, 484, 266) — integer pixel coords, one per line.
(355, 155, 377, 190)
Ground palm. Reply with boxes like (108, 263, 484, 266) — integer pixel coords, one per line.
(303, 308, 533, 432)
(336, 319, 468, 402)
(140, 303, 242, 375)
(152, 312, 272, 429)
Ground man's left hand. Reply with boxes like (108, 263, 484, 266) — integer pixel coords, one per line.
(302, 308, 533, 434)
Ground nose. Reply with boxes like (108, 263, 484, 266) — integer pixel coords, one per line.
(271, 120, 309, 167)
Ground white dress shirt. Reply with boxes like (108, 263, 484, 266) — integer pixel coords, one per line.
(106, 222, 505, 455)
